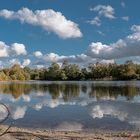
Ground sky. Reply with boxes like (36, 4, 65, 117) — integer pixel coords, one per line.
(0, 0, 140, 68)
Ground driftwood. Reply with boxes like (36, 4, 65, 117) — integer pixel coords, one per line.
(0, 103, 11, 136)
(0, 103, 45, 139)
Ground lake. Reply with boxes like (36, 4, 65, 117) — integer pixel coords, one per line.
(0, 81, 140, 131)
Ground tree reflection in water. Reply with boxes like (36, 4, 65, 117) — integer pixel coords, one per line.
(0, 81, 139, 101)
(1, 81, 140, 131)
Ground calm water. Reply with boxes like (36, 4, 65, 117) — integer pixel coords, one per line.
(0, 81, 140, 131)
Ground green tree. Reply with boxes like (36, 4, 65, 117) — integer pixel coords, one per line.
(0, 71, 8, 80)
(8, 64, 30, 80)
(63, 63, 81, 80)
(45, 63, 61, 80)
(116, 62, 137, 80)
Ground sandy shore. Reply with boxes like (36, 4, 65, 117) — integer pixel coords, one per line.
(1, 125, 140, 140)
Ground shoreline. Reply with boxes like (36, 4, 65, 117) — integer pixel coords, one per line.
(1, 125, 140, 140)
(0, 79, 139, 82)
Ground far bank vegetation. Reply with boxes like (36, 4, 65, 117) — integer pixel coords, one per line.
(0, 60, 140, 81)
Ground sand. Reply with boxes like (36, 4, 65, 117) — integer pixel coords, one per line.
(1, 125, 140, 140)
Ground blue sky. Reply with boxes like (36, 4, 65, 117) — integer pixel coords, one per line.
(0, 0, 140, 68)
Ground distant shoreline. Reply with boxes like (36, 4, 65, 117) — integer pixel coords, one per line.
(0, 79, 139, 82)
(1, 63, 140, 81)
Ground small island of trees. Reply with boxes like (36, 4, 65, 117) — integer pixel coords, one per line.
(0, 60, 140, 81)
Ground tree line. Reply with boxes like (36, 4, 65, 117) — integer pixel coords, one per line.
(0, 60, 140, 81)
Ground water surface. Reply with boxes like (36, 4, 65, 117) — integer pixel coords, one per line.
(0, 81, 140, 131)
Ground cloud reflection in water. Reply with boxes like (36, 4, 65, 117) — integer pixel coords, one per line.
(0, 81, 140, 130)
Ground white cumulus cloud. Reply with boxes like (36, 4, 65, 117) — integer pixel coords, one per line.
(22, 59, 31, 67)
(0, 41, 27, 58)
(33, 51, 43, 58)
(11, 43, 27, 55)
(0, 41, 9, 57)
(0, 8, 82, 39)
(90, 5, 115, 19)
(87, 25, 140, 59)
(42, 53, 97, 63)
(88, 16, 101, 26)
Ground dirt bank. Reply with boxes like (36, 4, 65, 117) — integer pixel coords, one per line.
(1, 125, 140, 140)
